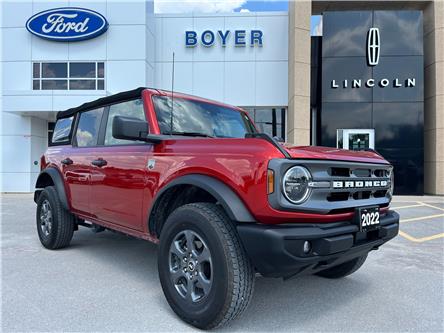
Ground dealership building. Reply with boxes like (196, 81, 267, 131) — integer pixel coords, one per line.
(1, 0, 443, 195)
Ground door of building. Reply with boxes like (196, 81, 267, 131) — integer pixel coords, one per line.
(336, 129, 375, 151)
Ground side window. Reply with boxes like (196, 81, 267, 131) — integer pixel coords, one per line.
(104, 99, 146, 145)
(51, 116, 74, 144)
(75, 108, 103, 147)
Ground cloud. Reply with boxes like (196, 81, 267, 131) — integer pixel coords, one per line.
(155, 0, 247, 14)
(312, 15, 323, 36)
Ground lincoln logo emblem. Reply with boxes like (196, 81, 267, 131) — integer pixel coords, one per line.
(367, 27, 380, 66)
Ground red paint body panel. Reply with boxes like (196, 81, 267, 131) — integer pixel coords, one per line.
(89, 145, 151, 231)
(42, 88, 392, 242)
(282, 145, 389, 164)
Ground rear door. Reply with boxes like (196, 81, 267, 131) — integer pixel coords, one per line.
(61, 108, 104, 216)
(90, 99, 152, 231)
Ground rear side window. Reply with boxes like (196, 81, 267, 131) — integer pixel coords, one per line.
(75, 108, 103, 147)
(51, 116, 74, 144)
(104, 99, 146, 145)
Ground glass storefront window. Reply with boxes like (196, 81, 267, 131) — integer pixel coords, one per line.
(32, 62, 105, 91)
(349, 133, 370, 150)
(243, 107, 286, 140)
(69, 63, 96, 78)
(336, 129, 375, 151)
(42, 63, 67, 78)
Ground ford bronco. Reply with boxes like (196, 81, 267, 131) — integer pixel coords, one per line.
(34, 87, 399, 329)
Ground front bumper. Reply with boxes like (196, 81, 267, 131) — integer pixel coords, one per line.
(237, 210, 399, 278)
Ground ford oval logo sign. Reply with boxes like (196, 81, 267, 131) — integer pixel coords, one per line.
(26, 7, 108, 42)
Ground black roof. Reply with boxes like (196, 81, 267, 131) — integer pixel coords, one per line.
(56, 87, 146, 119)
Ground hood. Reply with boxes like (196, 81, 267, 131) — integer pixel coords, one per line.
(281, 145, 389, 164)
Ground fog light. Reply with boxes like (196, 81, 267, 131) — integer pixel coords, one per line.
(303, 241, 312, 254)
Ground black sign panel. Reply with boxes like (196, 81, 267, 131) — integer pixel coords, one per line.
(319, 11, 424, 195)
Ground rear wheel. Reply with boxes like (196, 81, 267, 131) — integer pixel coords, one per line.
(36, 186, 74, 249)
(158, 203, 255, 329)
(316, 254, 368, 279)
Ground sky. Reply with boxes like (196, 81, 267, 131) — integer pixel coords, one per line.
(154, 0, 288, 14)
(154, 0, 322, 35)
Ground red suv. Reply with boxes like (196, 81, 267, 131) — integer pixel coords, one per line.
(35, 87, 399, 329)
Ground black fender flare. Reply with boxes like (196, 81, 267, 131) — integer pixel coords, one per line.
(149, 174, 255, 229)
(35, 168, 69, 210)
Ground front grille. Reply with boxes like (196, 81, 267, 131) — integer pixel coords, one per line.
(353, 168, 371, 177)
(268, 159, 392, 215)
(327, 192, 349, 202)
(327, 190, 378, 202)
(352, 190, 372, 200)
(373, 190, 388, 198)
(322, 164, 391, 202)
(330, 167, 349, 177)
(304, 160, 392, 212)
(330, 167, 388, 179)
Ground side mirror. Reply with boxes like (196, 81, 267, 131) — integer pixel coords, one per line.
(112, 116, 161, 143)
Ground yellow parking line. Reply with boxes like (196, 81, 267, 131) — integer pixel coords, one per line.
(400, 213, 444, 223)
(417, 202, 444, 212)
(399, 230, 444, 243)
(391, 203, 424, 210)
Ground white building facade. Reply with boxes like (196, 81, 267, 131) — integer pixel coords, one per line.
(0, 1, 288, 192)
(2, 0, 443, 195)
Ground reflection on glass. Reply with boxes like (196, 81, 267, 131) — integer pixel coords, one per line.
(374, 11, 423, 56)
(76, 108, 103, 147)
(98, 62, 105, 78)
(33, 63, 40, 78)
(153, 96, 255, 138)
(32, 62, 105, 91)
(349, 134, 370, 150)
(322, 57, 372, 103)
(372, 57, 423, 103)
(105, 99, 146, 145)
(244, 107, 286, 140)
(373, 102, 423, 149)
(42, 80, 67, 90)
(42, 63, 67, 78)
(322, 11, 372, 57)
(336, 129, 343, 148)
(320, 103, 372, 147)
(52, 116, 74, 143)
(69, 80, 96, 90)
(70, 63, 96, 78)
(33, 80, 40, 90)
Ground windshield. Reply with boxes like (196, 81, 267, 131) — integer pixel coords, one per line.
(152, 96, 256, 138)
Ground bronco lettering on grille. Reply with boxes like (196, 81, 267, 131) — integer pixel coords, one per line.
(332, 180, 388, 189)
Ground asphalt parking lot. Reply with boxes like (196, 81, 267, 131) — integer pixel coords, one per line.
(1, 194, 443, 332)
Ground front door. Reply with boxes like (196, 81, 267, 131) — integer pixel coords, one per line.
(90, 99, 150, 231)
(337, 129, 375, 151)
(64, 107, 104, 216)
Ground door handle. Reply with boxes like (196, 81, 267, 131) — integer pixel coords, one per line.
(61, 158, 73, 165)
(91, 158, 107, 167)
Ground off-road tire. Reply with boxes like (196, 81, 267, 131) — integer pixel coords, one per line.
(158, 202, 255, 329)
(316, 254, 368, 279)
(36, 186, 74, 249)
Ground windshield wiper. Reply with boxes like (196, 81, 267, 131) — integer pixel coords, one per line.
(170, 131, 215, 138)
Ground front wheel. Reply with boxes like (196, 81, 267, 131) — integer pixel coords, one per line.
(158, 203, 255, 329)
(36, 186, 74, 249)
(316, 254, 368, 279)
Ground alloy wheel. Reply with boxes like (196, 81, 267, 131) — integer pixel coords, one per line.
(168, 229, 213, 303)
(39, 199, 53, 236)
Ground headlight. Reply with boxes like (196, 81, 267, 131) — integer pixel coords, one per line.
(282, 166, 312, 204)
